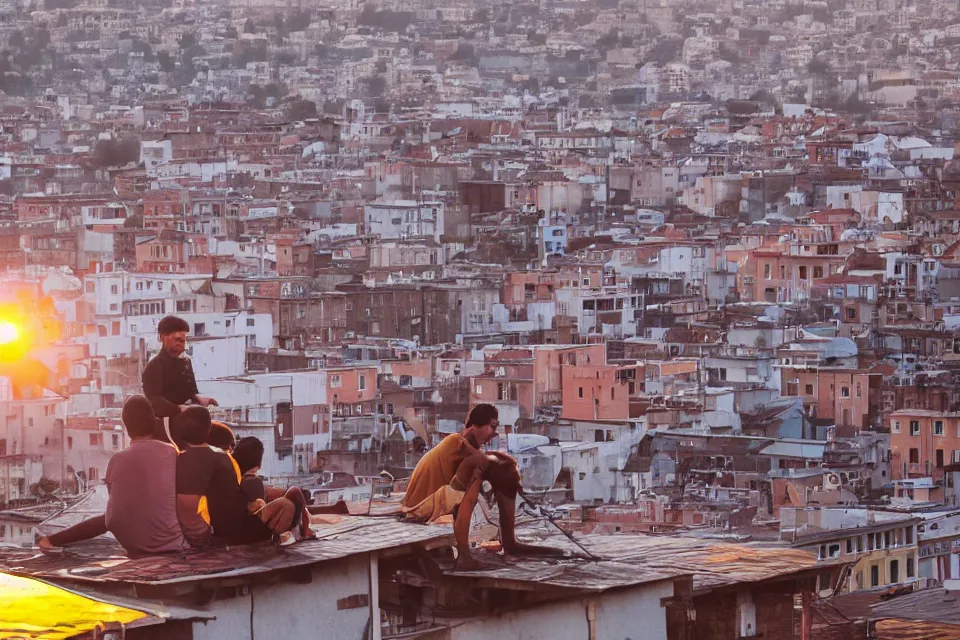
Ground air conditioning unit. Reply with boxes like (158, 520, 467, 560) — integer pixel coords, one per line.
(823, 472, 842, 491)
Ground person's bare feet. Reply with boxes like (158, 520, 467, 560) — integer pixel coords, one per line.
(37, 536, 63, 554)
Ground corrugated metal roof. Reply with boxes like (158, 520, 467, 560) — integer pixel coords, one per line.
(873, 618, 960, 640)
(450, 527, 836, 595)
(870, 588, 960, 626)
(1, 517, 453, 587)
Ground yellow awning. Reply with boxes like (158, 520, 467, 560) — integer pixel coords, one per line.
(0, 572, 148, 639)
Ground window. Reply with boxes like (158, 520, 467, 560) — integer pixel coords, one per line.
(894, 262, 903, 275)
(907, 556, 915, 578)
(176, 300, 192, 313)
(764, 263, 771, 279)
(475, 384, 482, 396)
(112, 434, 119, 449)
(109, 303, 118, 311)
(247, 318, 255, 327)
(893, 421, 901, 433)
(611, 387, 615, 400)
(906, 526, 914, 544)
(841, 387, 850, 398)
(89, 433, 100, 446)
(497, 382, 505, 401)
(67, 436, 72, 450)
(358, 374, 366, 391)
(813, 266, 824, 279)
(910, 420, 920, 436)
(870, 564, 880, 587)
(935, 420, 944, 436)
(110, 284, 118, 294)
(799, 266, 808, 280)
(846, 539, 853, 554)
(909, 448, 920, 464)
(890, 559, 899, 584)
(937, 449, 944, 468)
(846, 308, 856, 320)
(330, 375, 342, 388)
(805, 384, 814, 395)
(194, 323, 205, 336)
(578, 387, 584, 398)
(856, 383, 862, 398)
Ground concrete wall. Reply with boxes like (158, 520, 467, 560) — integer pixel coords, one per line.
(451, 580, 674, 640)
(192, 554, 375, 640)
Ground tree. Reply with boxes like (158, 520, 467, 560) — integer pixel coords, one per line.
(285, 98, 317, 121)
(179, 31, 197, 50)
(807, 58, 831, 76)
(93, 137, 140, 168)
(362, 75, 387, 97)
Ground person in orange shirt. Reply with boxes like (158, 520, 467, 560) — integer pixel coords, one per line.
(401, 404, 560, 569)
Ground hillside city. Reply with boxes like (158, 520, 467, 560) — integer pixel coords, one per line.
(3, 0, 960, 638)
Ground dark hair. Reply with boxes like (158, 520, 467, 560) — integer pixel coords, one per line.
(486, 457, 521, 500)
(157, 315, 190, 336)
(208, 421, 236, 451)
(233, 436, 264, 474)
(176, 406, 212, 445)
(466, 403, 498, 429)
(122, 395, 156, 439)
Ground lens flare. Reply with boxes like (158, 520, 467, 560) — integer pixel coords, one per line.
(0, 320, 19, 345)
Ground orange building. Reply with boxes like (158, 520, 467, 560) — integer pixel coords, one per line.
(780, 367, 884, 432)
(889, 410, 960, 481)
(561, 363, 630, 421)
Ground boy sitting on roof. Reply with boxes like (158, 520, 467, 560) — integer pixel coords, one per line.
(233, 436, 315, 546)
(175, 407, 297, 546)
(401, 403, 562, 570)
(38, 396, 187, 556)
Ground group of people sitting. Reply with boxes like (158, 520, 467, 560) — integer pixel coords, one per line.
(38, 397, 315, 556)
(37, 314, 559, 567)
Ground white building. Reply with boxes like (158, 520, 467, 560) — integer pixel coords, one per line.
(364, 200, 445, 242)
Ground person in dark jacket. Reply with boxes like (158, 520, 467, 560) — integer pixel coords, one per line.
(142, 315, 218, 421)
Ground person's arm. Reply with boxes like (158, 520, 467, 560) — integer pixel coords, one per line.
(186, 359, 218, 407)
(142, 359, 185, 418)
(458, 434, 493, 471)
(176, 495, 211, 541)
(104, 457, 114, 495)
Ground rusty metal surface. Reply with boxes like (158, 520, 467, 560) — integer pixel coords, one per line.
(0, 517, 453, 586)
(873, 618, 960, 640)
(447, 527, 833, 594)
(870, 588, 960, 626)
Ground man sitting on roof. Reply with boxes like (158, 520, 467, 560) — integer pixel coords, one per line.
(401, 403, 562, 569)
(175, 407, 296, 547)
(38, 396, 187, 556)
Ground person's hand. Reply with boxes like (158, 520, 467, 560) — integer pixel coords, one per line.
(249, 498, 267, 515)
(196, 396, 219, 407)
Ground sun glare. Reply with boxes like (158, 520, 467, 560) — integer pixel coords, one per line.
(0, 320, 19, 346)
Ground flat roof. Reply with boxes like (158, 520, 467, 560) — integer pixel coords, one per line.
(3, 512, 452, 587)
(453, 527, 839, 595)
